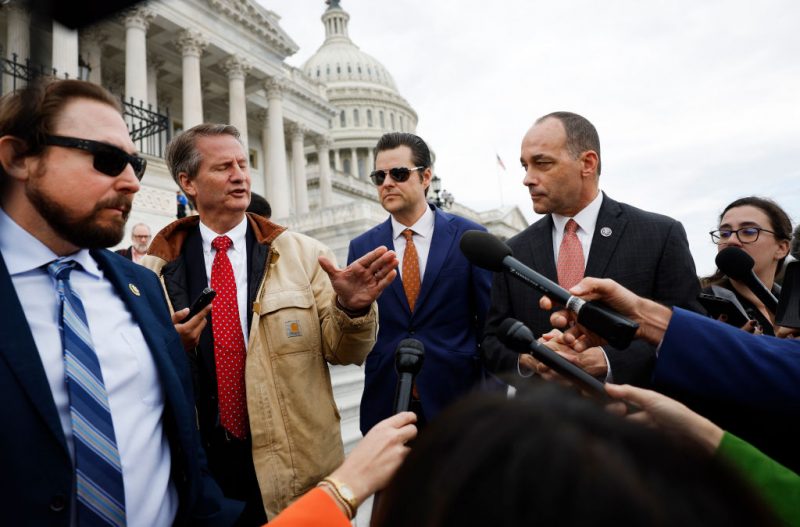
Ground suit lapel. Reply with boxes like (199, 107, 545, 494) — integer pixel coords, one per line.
(377, 217, 411, 316)
(585, 194, 627, 278)
(523, 216, 558, 280)
(414, 208, 455, 313)
(0, 252, 69, 454)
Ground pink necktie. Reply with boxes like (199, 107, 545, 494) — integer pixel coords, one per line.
(211, 236, 248, 439)
(557, 219, 585, 290)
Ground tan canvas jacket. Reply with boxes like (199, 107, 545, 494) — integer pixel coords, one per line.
(141, 214, 377, 517)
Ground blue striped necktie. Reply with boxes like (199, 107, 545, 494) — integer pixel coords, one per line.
(47, 258, 127, 526)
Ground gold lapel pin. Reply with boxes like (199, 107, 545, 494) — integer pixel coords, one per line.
(129, 283, 141, 296)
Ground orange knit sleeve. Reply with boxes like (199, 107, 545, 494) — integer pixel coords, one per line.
(265, 487, 352, 527)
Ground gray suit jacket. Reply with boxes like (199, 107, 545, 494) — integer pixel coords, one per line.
(482, 193, 703, 385)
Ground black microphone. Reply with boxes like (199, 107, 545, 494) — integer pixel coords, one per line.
(498, 318, 606, 397)
(393, 339, 425, 414)
(460, 230, 638, 349)
(716, 247, 778, 314)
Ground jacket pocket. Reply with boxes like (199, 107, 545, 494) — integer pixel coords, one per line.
(256, 286, 321, 356)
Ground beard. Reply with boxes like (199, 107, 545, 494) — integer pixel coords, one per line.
(26, 167, 132, 249)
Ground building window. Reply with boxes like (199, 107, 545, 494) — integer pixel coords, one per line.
(353, 109, 360, 126)
(340, 110, 346, 127)
(390, 113, 395, 130)
(347, 64, 352, 73)
(399, 115, 404, 132)
(367, 109, 373, 127)
(358, 65, 362, 74)
(249, 149, 258, 169)
(326, 65, 331, 75)
(337, 64, 341, 74)
(379, 110, 385, 128)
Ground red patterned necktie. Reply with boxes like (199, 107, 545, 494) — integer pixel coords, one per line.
(210, 235, 248, 439)
(557, 219, 585, 290)
(402, 229, 421, 312)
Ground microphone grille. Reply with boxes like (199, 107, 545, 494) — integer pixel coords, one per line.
(715, 247, 755, 281)
(459, 230, 512, 272)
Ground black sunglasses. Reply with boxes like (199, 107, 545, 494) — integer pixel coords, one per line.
(43, 135, 147, 180)
(369, 166, 425, 186)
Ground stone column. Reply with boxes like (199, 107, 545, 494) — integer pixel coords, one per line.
(52, 21, 79, 79)
(264, 78, 290, 219)
(177, 29, 207, 129)
(80, 28, 105, 85)
(350, 147, 358, 178)
(257, 109, 269, 197)
(147, 54, 163, 110)
(223, 56, 251, 149)
(124, 7, 154, 106)
(5, 2, 30, 60)
(316, 136, 333, 209)
(288, 124, 309, 215)
(367, 147, 375, 175)
(333, 149, 341, 173)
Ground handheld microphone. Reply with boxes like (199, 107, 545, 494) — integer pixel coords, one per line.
(393, 338, 425, 414)
(460, 230, 638, 349)
(716, 247, 778, 314)
(499, 318, 606, 397)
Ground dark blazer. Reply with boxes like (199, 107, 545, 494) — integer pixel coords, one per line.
(115, 245, 134, 260)
(158, 222, 267, 445)
(0, 250, 242, 527)
(482, 193, 703, 385)
(655, 307, 800, 410)
(655, 307, 800, 472)
(348, 205, 493, 433)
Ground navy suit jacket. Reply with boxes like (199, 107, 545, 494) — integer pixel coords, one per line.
(482, 194, 703, 385)
(655, 308, 800, 412)
(348, 206, 492, 433)
(0, 250, 242, 526)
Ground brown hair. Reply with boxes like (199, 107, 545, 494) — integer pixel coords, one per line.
(0, 78, 122, 195)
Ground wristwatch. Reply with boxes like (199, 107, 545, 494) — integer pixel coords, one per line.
(319, 477, 359, 519)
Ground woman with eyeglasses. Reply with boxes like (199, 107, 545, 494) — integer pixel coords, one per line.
(703, 196, 792, 335)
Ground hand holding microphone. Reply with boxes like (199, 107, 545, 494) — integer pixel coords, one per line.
(460, 230, 638, 349)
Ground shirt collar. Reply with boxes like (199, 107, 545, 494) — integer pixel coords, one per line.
(552, 191, 604, 235)
(392, 205, 435, 240)
(0, 206, 102, 279)
(199, 215, 248, 254)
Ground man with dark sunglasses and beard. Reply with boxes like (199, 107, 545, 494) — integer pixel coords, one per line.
(347, 132, 493, 435)
(0, 78, 241, 526)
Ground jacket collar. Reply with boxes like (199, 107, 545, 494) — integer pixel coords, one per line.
(147, 213, 286, 263)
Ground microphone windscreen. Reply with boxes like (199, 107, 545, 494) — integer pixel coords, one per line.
(396, 338, 425, 355)
(395, 338, 425, 374)
(460, 230, 512, 272)
(497, 318, 534, 350)
(716, 247, 755, 281)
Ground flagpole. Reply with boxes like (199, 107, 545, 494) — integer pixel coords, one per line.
(496, 152, 506, 207)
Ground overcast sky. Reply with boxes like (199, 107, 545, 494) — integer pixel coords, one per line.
(262, 0, 800, 276)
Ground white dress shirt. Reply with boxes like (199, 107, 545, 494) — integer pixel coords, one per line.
(0, 207, 177, 527)
(549, 191, 614, 381)
(551, 191, 603, 265)
(199, 217, 249, 342)
(391, 205, 435, 283)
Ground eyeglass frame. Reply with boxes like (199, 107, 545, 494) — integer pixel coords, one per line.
(709, 226, 778, 245)
(369, 166, 425, 186)
(42, 135, 147, 180)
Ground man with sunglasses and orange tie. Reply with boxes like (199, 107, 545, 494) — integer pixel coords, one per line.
(348, 132, 493, 435)
(0, 78, 242, 525)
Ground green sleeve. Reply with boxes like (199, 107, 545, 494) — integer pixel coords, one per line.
(716, 431, 800, 526)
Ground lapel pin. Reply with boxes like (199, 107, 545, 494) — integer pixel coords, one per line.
(600, 227, 612, 237)
(129, 283, 141, 296)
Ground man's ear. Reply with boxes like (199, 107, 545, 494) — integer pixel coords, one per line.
(421, 167, 432, 189)
(177, 172, 196, 200)
(0, 136, 32, 182)
(580, 150, 599, 178)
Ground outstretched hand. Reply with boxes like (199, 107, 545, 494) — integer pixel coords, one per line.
(319, 246, 399, 312)
(171, 303, 212, 351)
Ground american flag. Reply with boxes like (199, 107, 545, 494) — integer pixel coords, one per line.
(496, 153, 506, 171)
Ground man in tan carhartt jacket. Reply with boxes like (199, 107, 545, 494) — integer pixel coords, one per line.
(142, 124, 398, 522)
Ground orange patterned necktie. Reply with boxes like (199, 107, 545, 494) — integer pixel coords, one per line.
(402, 229, 421, 312)
(557, 219, 585, 290)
